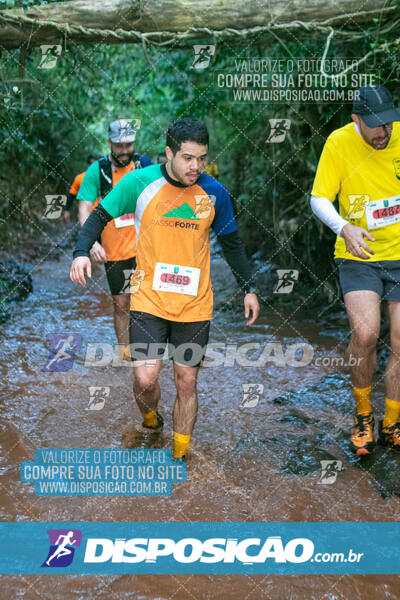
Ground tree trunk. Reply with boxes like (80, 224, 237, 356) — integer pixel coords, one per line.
(0, 0, 396, 49)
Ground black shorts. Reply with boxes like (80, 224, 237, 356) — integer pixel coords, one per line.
(104, 257, 136, 295)
(335, 258, 400, 302)
(129, 311, 211, 367)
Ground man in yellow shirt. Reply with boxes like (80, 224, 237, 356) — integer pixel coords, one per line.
(311, 85, 400, 455)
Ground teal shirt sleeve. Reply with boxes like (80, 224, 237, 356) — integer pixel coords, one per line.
(100, 171, 139, 218)
(76, 162, 100, 203)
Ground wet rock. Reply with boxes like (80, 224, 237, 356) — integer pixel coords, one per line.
(235, 410, 400, 497)
(272, 374, 353, 413)
(279, 410, 317, 426)
(278, 437, 339, 476)
(234, 429, 343, 477)
(345, 443, 400, 498)
(0, 256, 32, 322)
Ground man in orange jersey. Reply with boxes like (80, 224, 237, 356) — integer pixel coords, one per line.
(71, 117, 259, 460)
(77, 120, 151, 359)
(63, 155, 99, 223)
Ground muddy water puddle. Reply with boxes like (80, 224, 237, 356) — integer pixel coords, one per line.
(0, 253, 399, 598)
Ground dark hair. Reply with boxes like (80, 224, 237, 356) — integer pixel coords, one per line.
(166, 117, 209, 154)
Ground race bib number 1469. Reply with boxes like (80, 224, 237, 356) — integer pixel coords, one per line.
(152, 263, 200, 296)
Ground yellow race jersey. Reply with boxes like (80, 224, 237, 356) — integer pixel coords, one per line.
(312, 121, 400, 261)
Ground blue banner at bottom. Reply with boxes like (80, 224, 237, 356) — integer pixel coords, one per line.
(0, 522, 398, 574)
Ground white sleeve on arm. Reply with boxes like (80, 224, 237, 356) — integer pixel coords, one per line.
(310, 195, 349, 237)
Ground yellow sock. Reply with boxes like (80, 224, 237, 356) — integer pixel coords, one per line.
(142, 410, 158, 428)
(173, 432, 191, 459)
(118, 345, 131, 361)
(353, 385, 372, 415)
(383, 398, 400, 428)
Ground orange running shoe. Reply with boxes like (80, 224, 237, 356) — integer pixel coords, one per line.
(350, 413, 375, 455)
(378, 420, 400, 451)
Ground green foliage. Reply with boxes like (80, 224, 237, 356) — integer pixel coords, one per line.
(1, 21, 399, 288)
(3, 0, 70, 8)
(0, 0, 67, 9)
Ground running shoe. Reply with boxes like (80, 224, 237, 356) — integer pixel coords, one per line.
(378, 420, 400, 451)
(141, 412, 164, 431)
(350, 412, 375, 455)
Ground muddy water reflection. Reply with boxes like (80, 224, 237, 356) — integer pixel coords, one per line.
(0, 254, 399, 599)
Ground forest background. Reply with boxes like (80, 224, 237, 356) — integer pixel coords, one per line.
(1, 0, 399, 309)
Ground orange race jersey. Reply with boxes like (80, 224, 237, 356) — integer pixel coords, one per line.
(69, 171, 86, 196)
(100, 163, 237, 322)
(77, 158, 143, 261)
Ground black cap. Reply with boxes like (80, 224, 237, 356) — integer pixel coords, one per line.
(352, 85, 400, 127)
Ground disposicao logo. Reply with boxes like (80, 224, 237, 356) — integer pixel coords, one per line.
(42, 333, 82, 372)
(83, 536, 314, 564)
(41, 529, 82, 567)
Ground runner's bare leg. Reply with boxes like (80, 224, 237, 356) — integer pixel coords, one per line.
(344, 290, 381, 387)
(112, 294, 130, 346)
(133, 360, 163, 414)
(173, 363, 199, 435)
(385, 302, 400, 401)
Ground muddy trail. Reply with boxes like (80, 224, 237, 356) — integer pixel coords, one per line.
(0, 233, 399, 599)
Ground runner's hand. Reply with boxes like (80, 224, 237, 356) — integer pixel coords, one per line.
(341, 223, 375, 260)
(62, 210, 71, 224)
(244, 293, 259, 325)
(70, 257, 92, 286)
(90, 241, 107, 263)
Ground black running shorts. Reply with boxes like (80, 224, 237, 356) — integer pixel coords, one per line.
(104, 257, 136, 296)
(129, 311, 211, 367)
(335, 258, 400, 302)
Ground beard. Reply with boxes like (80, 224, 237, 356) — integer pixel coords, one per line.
(371, 136, 389, 150)
(111, 149, 134, 167)
(169, 159, 199, 186)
